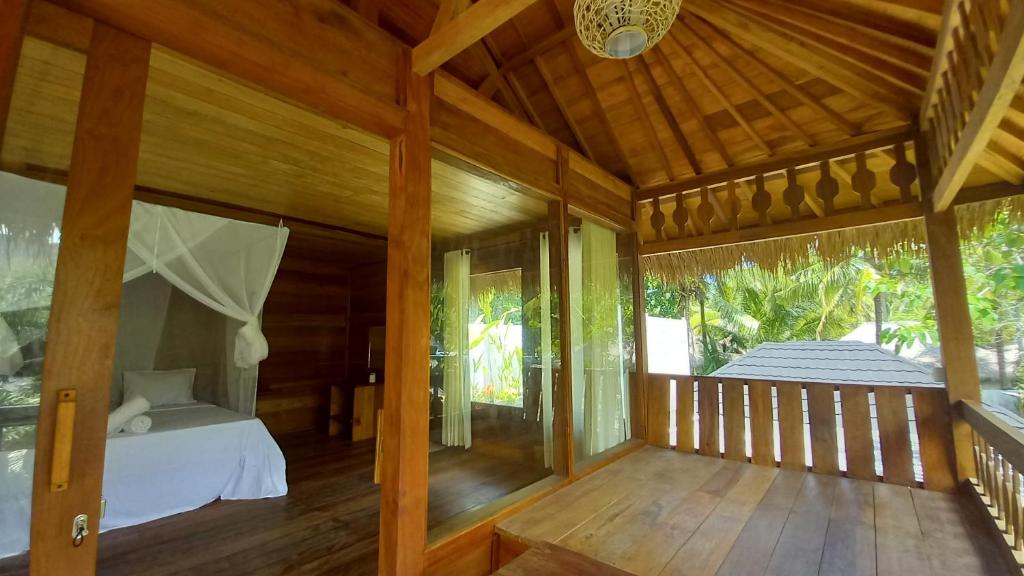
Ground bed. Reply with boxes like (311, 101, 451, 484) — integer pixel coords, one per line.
(0, 403, 287, 558)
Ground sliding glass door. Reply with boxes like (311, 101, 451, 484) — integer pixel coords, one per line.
(0, 29, 86, 573)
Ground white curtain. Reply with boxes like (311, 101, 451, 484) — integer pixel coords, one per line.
(570, 221, 628, 459)
(442, 250, 472, 448)
(539, 232, 554, 468)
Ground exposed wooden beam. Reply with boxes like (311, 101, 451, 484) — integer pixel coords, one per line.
(684, 0, 915, 117)
(923, 209, 981, 481)
(477, 36, 529, 120)
(29, 23, 150, 573)
(636, 53, 705, 173)
(431, 0, 469, 33)
(684, 16, 858, 137)
(641, 202, 923, 255)
(647, 47, 726, 167)
(933, 0, 1024, 210)
(478, 26, 576, 95)
(729, 0, 933, 79)
(638, 127, 915, 201)
(565, 41, 636, 183)
(0, 0, 27, 159)
(433, 70, 633, 219)
(663, 27, 771, 155)
(412, 0, 540, 75)
(54, 0, 406, 137)
(679, 22, 814, 148)
(621, 60, 676, 180)
(534, 52, 594, 160)
(378, 67, 432, 576)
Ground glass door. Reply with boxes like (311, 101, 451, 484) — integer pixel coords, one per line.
(0, 29, 87, 573)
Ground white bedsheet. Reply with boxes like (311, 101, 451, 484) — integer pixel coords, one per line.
(0, 403, 287, 558)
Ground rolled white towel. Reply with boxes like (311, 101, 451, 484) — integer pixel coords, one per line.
(125, 414, 151, 434)
(107, 395, 150, 434)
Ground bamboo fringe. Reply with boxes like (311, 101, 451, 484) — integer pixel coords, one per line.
(644, 196, 1024, 282)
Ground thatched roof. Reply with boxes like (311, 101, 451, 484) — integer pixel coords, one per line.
(643, 195, 1024, 282)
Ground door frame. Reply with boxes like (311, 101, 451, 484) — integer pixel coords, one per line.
(1, 2, 151, 573)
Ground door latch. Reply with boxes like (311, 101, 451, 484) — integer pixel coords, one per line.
(72, 514, 88, 547)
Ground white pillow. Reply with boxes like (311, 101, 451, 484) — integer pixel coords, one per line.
(123, 368, 196, 407)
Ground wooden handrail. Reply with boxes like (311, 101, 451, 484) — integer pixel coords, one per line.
(961, 399, 1024, 476)
(648, 372, 944, 394)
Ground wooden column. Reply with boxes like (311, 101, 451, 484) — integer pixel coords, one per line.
(554, 148, 576, 477)
(630, 223, 648, 441)
(29, 23, 150, 575)
(0, 0, 27, 153)
(925, 208, 981, 481)
(378, 59, 432, 576)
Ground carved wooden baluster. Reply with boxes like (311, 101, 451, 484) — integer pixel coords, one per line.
(782, 167, 804, 221)
(966, 0, 991, 71)
(726, 181, 739, 230)
(815, 161, 839, 215)
(673, 192, 688, 238)
(751, 174, 771, 226)
(1014, 466, 1023, 551)
(651, 197, 666, 241)
(697, 187, 715, 235)
(851, 152, 876, 208)
(958, 2, 984, 101)
(889, 142, 918, 203)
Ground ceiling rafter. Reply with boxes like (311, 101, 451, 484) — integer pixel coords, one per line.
(534, 52, 594, 160)
(633, 56, 704, 175)
(684, 15, 859, 137)
(477, 37, 532, 120)
(677, 22, 813, 149)
(684, 0, 914, 118)
(621, 59, 677, 180)
(647, 46, 730, 168)
(720, 0, 928, 98)
(412, 0, 540, 74)
(565, 42, 636, 183)
(729, 0, 933, 76)
(781, 0, 937, 53)
(478, 27, 577, 96)
(662, 26, 771, 156)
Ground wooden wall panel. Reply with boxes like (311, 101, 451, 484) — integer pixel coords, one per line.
(258, 236, 386, 437)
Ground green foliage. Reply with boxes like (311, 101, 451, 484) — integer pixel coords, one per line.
(644, 209, 1024, 381)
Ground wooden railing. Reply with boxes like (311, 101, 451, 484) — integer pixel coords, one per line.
(961, 399, 1024, 565)
(922, 0, 1024, 210)
(645, 374, 958, 491)
(634, 131, 923, 256)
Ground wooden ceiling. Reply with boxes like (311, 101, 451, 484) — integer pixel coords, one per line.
(0, 35, 550, 244)
(371, 0, 1024, 190)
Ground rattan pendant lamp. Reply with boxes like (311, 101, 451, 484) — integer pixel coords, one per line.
(574, 0, 682, 59)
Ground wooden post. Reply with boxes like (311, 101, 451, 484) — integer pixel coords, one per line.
(554, 148, 576, 477)
(0, 0, 27, 154)
(630, 226, 648, 441)
(378, 57, 432, 576)
(28, 23, 150, 575)
(925, 208, 981, 481)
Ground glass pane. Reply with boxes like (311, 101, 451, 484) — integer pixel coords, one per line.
(569, 217, 637, 467)
(427, 169, 560, 535)
(0, 34, 84, 567)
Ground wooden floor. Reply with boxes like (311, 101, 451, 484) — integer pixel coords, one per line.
(497, 446, 1013, 576)
(0, 431, 550, 576)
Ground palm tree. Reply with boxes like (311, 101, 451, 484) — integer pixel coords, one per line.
(688, 255, 875, 373)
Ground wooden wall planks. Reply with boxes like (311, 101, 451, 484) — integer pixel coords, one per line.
(258, 236, 386, 437)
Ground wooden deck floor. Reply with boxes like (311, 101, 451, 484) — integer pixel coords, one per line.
(0, 432, 549, 576)
(497, 446, 1012, 576)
